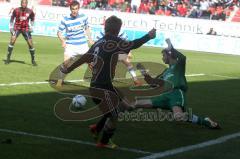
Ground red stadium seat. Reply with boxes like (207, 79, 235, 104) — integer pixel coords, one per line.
(38, 0, 52, 5)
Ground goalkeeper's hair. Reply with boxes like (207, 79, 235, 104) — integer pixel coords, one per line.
(104, 16, 122, 36)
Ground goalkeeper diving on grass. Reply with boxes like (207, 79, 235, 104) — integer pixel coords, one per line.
(134, 38, 220, 129)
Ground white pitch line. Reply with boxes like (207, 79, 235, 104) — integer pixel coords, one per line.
(0, 80, 84, 87)
(185, 73, 205, 77)
(207, 74, 240, 79)
(0, 74, 206, 87)
(1, 73, 238, 87)
(137, 131, 240, 159)
(0, 128, 152, 155)
(0, 81, 48, 86)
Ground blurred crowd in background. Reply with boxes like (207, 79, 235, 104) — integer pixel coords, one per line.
(1, 0, 240, 21)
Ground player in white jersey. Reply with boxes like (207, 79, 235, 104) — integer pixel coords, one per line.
(57, 0, 94, 86)
(57, 1, 94, 60)
(96, 29, 142, 86)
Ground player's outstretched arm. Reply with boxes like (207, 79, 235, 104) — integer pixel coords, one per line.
(29, 11, 35, 32)
(128, 28, 156, 50)
(165, 38, 186, 62)
(85, 26, 94, 45)
(57, 31, 66, 48)
(165, 38, 173, 51)
(9, 9, 16, 34)
(144, 74, 164, 87)
(136, 63, 164, 87)
(61, 53, 94, 74)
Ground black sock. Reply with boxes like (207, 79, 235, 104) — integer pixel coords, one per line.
(29, 48, 35, 61)
(7, 45, 14, 60)
(100, 128, 116, 144)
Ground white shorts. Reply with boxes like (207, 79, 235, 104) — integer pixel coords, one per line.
(64, 43, 89, 58)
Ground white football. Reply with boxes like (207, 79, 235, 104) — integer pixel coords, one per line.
(72, 95, 87, 108)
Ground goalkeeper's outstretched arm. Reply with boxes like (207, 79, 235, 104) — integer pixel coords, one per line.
(165, 38, 186, 62)
(136, 63, 164, 87)
(144, 74, 164, 87)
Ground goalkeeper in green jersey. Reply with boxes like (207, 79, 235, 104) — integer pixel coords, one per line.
(134, 38, 220, 129)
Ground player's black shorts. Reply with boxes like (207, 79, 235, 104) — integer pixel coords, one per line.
(90, 83, 122, 117)
(90, 83, 118, 104)
(12, 30, 32, 40)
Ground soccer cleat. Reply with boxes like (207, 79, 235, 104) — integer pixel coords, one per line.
(4, 56, 10, 64)
(89, 124, 99, 142)
(96, 139, 118, 149)
(4, 59, 10, 64)
(32, 60, 37, 66)
(204, 117, 221, 129)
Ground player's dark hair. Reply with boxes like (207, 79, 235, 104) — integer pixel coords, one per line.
(70, 1, 80, 8)
(104, 16, 122, 36)
(21, 0, 28, 4)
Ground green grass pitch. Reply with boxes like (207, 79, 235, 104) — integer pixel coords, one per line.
(0, 32, 240, 159)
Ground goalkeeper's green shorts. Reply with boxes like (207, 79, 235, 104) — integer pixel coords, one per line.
(151, 89, 186, 110)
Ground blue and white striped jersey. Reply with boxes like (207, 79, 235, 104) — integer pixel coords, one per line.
(96, 30, 128, 40)
(58, 13, 88, 45)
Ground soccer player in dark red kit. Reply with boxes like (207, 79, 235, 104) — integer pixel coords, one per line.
(5, 0, 37, 66)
